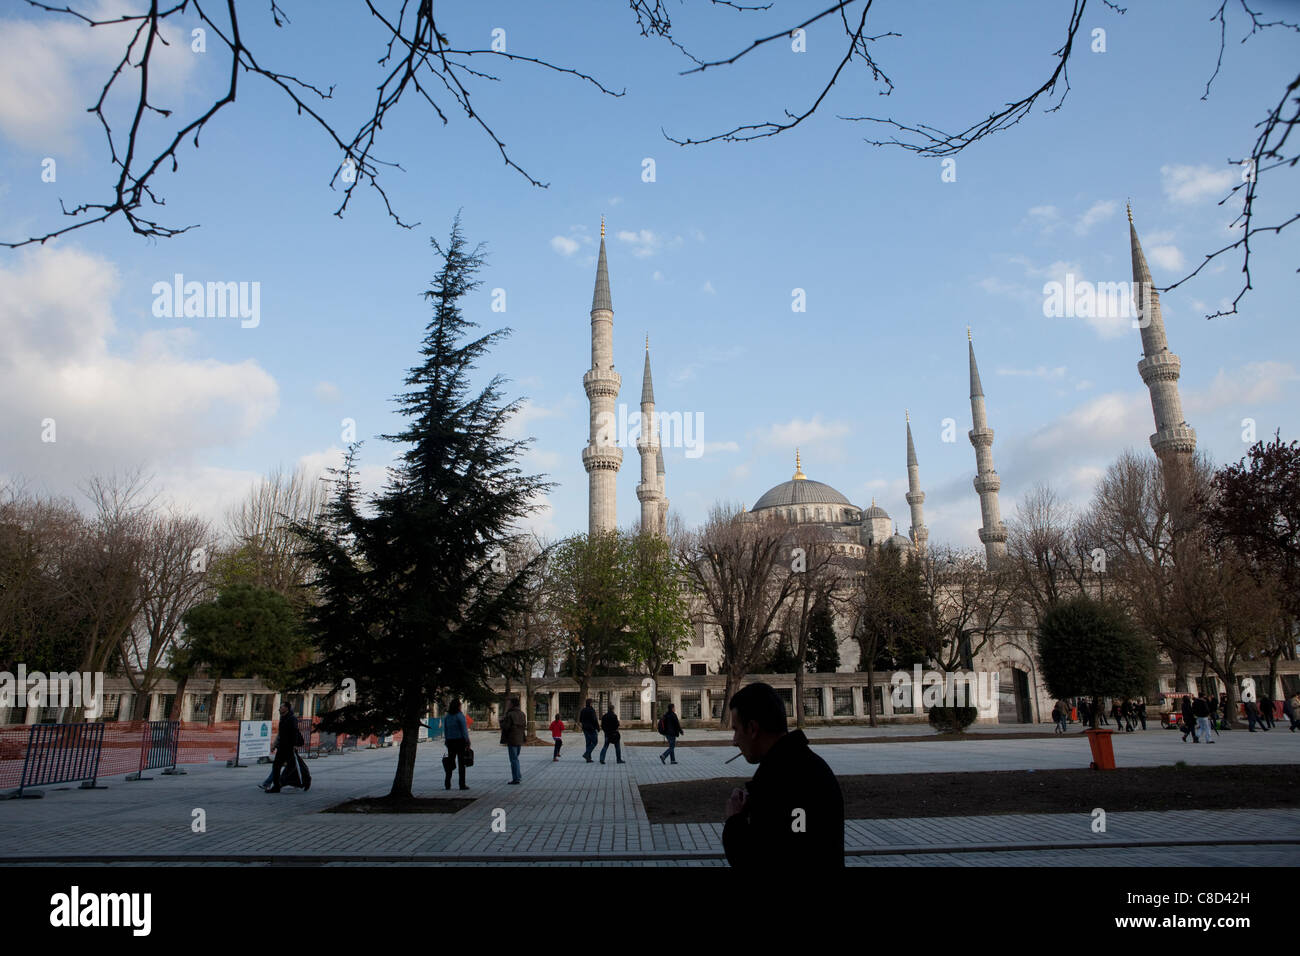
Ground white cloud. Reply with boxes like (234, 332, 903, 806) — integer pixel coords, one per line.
(616, 229, 662, 258)
(314, 381, 341, 403)
(0, 245, 278, 498)
(652, 270, 664, 281)
(1148, 245, 1184, 270)
(996, 366, 1068, 380)
(702, 280, 715, 294)
(0, 1, 199, 150)
(1161, 164, 1236, 204)
(759, 416, 852, 449)
(1184, 361, 1298, 415)
(1075, 200, 1117, 235)
(550, 235, 580, 256)
(699, 440, 739, 454)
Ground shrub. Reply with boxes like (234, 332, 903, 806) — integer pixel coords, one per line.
(928, 706, 978, 733)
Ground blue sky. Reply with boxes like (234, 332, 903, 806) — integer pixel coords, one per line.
(1, 0, 1296, 548)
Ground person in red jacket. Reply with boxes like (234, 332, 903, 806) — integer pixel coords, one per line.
(549, 714, 565, 761)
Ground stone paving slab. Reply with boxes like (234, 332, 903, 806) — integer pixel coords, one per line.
(1, 735, 1296, 863)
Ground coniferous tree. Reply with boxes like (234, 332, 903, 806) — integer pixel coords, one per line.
(806, 602, 841, 673)
(293, 217, 551, 800)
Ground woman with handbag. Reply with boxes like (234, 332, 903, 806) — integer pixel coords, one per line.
(443, 699, 471, 790)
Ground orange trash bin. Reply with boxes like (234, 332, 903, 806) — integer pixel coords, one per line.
(1084, 728, 1116, 770)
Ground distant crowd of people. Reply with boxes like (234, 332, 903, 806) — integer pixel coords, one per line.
(1046, 690, 1300, 743)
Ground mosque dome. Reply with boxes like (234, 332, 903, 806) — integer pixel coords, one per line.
(751, 450, 856, 513)
(862, 502, 891, 520)
(886, 533, 912, 549)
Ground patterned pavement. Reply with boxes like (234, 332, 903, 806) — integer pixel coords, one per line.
(1, 729, 1296, 864)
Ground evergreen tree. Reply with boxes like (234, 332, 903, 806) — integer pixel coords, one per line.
(293, 217, 551, 800)
(806, 602, 841, 673)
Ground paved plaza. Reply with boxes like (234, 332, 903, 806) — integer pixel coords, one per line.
(2, 727, 1296, 865)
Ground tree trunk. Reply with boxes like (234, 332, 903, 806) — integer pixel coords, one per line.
(524, 672, 536, 741)
(719, 672, 738, 728)
(208, 674, 222, 726)
(794, 665, 805, 730)
(170, 674, 190, 720)
(388, 701, 422, 800)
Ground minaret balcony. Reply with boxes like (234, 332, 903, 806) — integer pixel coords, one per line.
(1151, 425, 1197, 456)
(905, 490, 926, 505)
(1138, 351, 1181, 385)
(968, 427, 994, 447)
(583, 367, 621, 399)
(978, 524, 1008, 544)
(582, 444, 623, 471)
(973, 472, 1001, 495)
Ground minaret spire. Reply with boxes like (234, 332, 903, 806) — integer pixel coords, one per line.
(1129, 208, 1196, 462)
(967, 331, 1007, 564)
(905, 410, 928, 553)
(582, 221, 622, 534)
(636, 338, 665, 536)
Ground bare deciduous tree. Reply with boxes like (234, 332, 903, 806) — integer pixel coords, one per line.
(679, 505, 800, 727)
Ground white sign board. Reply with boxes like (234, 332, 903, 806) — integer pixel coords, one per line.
(238, 719, 274, 762)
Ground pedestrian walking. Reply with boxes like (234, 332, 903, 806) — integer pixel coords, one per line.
(1136, 700, 1147, 731)
(1259, 693, 1275, 730)
(1051, 703, 1064, 735)
(500, 697, 526, 784)
(1079, 699, 1091, 729)
(1193, 693, 1214, 743)
(1111, 699, 1124, 731)
(265, 702, 302, 793)
(442, 698, 471, 791)
(579, 698, 600, 763)
(549, 713, 565, 761)
(1181, 695, 1197, 743)
(1285, 692, 1300, 732)
(599, 704, 625, 764)
(659, 702, 684, 762)
(1245, 697, 1261, 732)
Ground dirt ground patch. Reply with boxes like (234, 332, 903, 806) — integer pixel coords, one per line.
(322, 795, 475, 814)
(639, 764, 1300, 823)
(626, 731, 1060, 747)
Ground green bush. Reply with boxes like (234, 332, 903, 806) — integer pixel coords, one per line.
(928, 706, 978, 733)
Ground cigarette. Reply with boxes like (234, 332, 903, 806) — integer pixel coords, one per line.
(725, 750, 743, 763)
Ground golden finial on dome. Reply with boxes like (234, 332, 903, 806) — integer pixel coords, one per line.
(1126, 200, 1133, 225)
(905, 408, 910, 423)
(793, 448, 806, 480)
(967, 326, 972, 342)
(600, 216, 605, 239)
(645, 332, 649, 351)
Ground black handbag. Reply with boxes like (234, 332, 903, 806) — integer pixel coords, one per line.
(463, 745, 475, 767)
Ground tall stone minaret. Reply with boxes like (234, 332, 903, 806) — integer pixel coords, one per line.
(1129, 204, 1196, 463)
(967, 329, 1007, 563)
(636, 335, 665, 536)
(656, 446, 668, 536)
(904, 410, 928, 553)
(582, 219, 622, 534)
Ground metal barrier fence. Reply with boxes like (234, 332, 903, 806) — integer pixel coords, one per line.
(126, 721, 183, 781)
(10, 723, 105, 797)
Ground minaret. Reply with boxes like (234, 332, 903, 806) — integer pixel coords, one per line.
(636, 335, 665, 536)
(967, 329, 1007, 563)
(656, 446, 668, 536)
(904, 410, 928, 552)
(1129, 204, 1196, 462)
(582, 218, 622, 534)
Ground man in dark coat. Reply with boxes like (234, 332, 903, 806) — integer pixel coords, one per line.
(579, 699, 600, 763)
(1258, 693, 1274, 730)
(723, 682, 844, 868)
(1180, 695, 1197, 742)
(266, 702, 300, 793)
(659, 702, 684, 764)
(599, 704, 624, 764)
